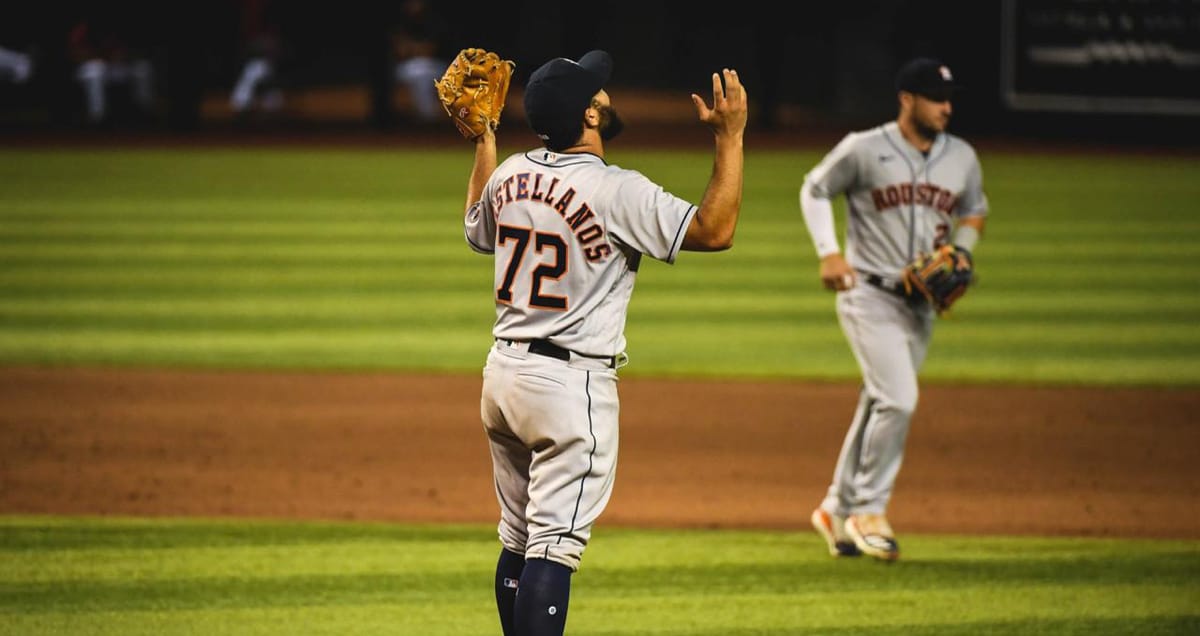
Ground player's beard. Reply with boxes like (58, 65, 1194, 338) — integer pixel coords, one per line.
(598, 105, 624, 141)
(914, 120, 940, 141)
(913, 113, 946, 142)
(912, 106, 949, 141)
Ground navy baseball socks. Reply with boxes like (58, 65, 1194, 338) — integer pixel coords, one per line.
(513, 557, 571, 636)
(495, 548, 525, 635)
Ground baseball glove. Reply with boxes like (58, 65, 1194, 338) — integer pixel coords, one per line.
(434, 48, 515, 140)
(901, 244, 974, 315)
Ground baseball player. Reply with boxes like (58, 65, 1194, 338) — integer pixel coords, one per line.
(799, 57, 988, 561)
(462, 51, 747, 635)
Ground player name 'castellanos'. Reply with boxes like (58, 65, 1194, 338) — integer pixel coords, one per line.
(489, 170, 612, 262)
(871, 181, 959, 214)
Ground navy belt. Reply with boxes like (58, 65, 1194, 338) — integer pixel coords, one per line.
(861, 272, 908, 297)
(503, 339, 622, 369)
(528, 339, 571, 361)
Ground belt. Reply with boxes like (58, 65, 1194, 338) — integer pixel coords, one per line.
(860, 272, 908, 297)
(529, 339, 571, 361)
(501, 339, 626, 369)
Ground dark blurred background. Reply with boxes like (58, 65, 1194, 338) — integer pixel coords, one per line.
(2, 0, 1197, 147)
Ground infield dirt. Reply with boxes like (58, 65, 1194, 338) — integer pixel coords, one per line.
(3, 366, 1197, 539)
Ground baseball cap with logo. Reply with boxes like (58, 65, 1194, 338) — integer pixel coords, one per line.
(894, 57, 958, 101)
(524, 50, 613, 151)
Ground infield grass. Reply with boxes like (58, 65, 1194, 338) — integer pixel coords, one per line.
(1, 516, 1197, 635)
(1, 146, 1198, 385)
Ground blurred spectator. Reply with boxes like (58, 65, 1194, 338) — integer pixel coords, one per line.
(0, 45, 34, 84)
(389, 0, 451, 123)
(67, 17, 155, 125)
(229, 0, 286, 118)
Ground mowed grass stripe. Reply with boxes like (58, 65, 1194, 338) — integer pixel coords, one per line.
(981, 244, 1200, 259)
(984, 221, 1200, 239)
(5, 265, 1193, 299)
(0, 222, 460, 243)
(0, 149, 470, 197)
(0, 254, 1192, 289)
(5, 539, 494, 585)
(0, 297, 492, 326)
(621, 324, 1199, 384)
(0, 329, 495, 371)
(0, 241, 464, 261)
(0, 292, 1184, 326)
(0, 518, 1196, 634)
(1, 570, 1189, 617)
(0, 201, 455, 222)
(0, 282, 489, 298)
(0, 516, 489, 549)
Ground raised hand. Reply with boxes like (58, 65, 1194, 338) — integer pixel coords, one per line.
(691, 68, 748, 138)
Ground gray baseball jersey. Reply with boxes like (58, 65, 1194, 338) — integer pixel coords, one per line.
(802, 121, 989, 537)
(467, 148, 697, 571)
(805, 121, 987, 277)
(466, 150, 696, 356)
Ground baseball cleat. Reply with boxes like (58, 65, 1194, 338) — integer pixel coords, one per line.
(844, 513, 900, 561)
(811, 508, 862, 557)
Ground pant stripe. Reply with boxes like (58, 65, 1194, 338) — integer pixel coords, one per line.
(855, 393, 877, 450)
(559, 370, 597, 545)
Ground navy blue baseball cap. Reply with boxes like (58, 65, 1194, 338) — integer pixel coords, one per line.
(524, 50, 613, 150)
(895, 57, 958, 101)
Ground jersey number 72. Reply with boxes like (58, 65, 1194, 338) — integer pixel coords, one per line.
(496, 224, 568, 310)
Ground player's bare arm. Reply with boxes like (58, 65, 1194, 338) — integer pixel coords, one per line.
(464, 127, 497, 215)
(434, 48, 511, 216)
(683, 69, 747, 251)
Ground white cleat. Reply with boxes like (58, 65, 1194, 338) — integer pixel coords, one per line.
(811, 508, 862, 558)
(844, 513, 900, 561)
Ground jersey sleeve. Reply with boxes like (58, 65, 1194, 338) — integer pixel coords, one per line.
(463, 181, 496, 254)
(955, 150, 989, 219)
(603, 169, 697, 264)
(803, 132, 861, 199)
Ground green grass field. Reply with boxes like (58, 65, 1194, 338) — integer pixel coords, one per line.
(2, 145, 1198, 634)
(2, 517, 1197, 635)
(1, 146, 1198, 384)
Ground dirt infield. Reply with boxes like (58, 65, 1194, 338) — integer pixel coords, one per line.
(3, 366, 1197, 539)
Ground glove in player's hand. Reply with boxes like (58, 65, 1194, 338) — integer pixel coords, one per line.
(434, 48, 515, 140)
(901, 244, 974, 315)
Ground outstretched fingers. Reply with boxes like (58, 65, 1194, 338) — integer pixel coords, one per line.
(693, 71, 727, 117)
(721, 69, 744, 108)
(713, 69, 728, 104)
(690, 82, 712, 120)
(693, 69, 747, 132)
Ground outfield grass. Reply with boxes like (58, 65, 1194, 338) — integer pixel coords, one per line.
(1, 516, 1196, 635)
(1, 147, 1198, 384)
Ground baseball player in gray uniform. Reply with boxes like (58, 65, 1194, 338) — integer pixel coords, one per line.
(800, 57, 988, 561)
(462, 50, 747, 635)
